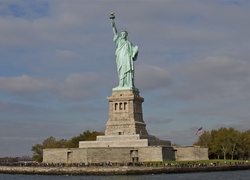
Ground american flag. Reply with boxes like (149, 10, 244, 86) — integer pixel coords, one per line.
(195, 127, 203, 135)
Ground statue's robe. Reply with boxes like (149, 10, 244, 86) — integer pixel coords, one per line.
(114, 34, 138, 87)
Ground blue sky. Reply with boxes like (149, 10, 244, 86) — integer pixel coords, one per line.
(1, 0, 250, 157)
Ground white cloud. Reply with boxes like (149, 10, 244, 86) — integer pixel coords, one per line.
(0, 17, 34, 46)
(168, 56, 250, 122)
(136, 64, 174, 91)
(61, 73, 102, 100)
(177, 56, 250, 103)
(0, 75, 58, 96)
(0, 73, 104, 101)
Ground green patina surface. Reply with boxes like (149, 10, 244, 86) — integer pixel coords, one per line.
(110, 13, 139, 90)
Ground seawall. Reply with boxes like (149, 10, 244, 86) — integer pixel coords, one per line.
(1, 165, 250, 175)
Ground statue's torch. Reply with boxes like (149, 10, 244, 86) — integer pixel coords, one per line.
(110, 12, 115, 20)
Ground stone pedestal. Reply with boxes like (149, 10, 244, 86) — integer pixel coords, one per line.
(105, 89, 149, 136)
(79, 134, 149, 148)
(79, 89, 171, 148)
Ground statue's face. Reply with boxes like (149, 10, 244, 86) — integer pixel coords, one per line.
(120, 31, 127, 40)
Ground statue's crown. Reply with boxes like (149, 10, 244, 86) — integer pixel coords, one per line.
(121, 29, 128, 34)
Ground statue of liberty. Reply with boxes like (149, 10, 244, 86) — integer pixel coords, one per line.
(110, 13, 139, 90)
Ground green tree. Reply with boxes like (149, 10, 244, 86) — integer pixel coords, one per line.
(239, 130, 250, 159)
(245, 130, 250, 158)
(194, 127, 250, 160)
(217, 127, 231, 160)
(31, 144, 43, 162)
(31, 136, 67, 162)
(67, 130, 104, 148)
(210, 129, 224, 159)
(43, 136, 60, 148)
(227, 127, 241, 159)
(194, 130, 211, 146)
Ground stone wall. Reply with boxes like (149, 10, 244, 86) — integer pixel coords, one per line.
(43, 148, 88, 163)
(174, 146, 209, 161)
(43, 148, 69, 163)
(44, 146, 208, 163)
(43, 146, 208, 163)
(137, 147, 175, 162)
(43, 146, 175, 163)
(86, 147, 132, 163)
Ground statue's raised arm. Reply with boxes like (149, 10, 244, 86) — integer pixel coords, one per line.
(110, 12, 118, 36)
(109, 12, 139, 91)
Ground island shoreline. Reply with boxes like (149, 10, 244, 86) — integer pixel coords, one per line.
(1, 165, 250, 176)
